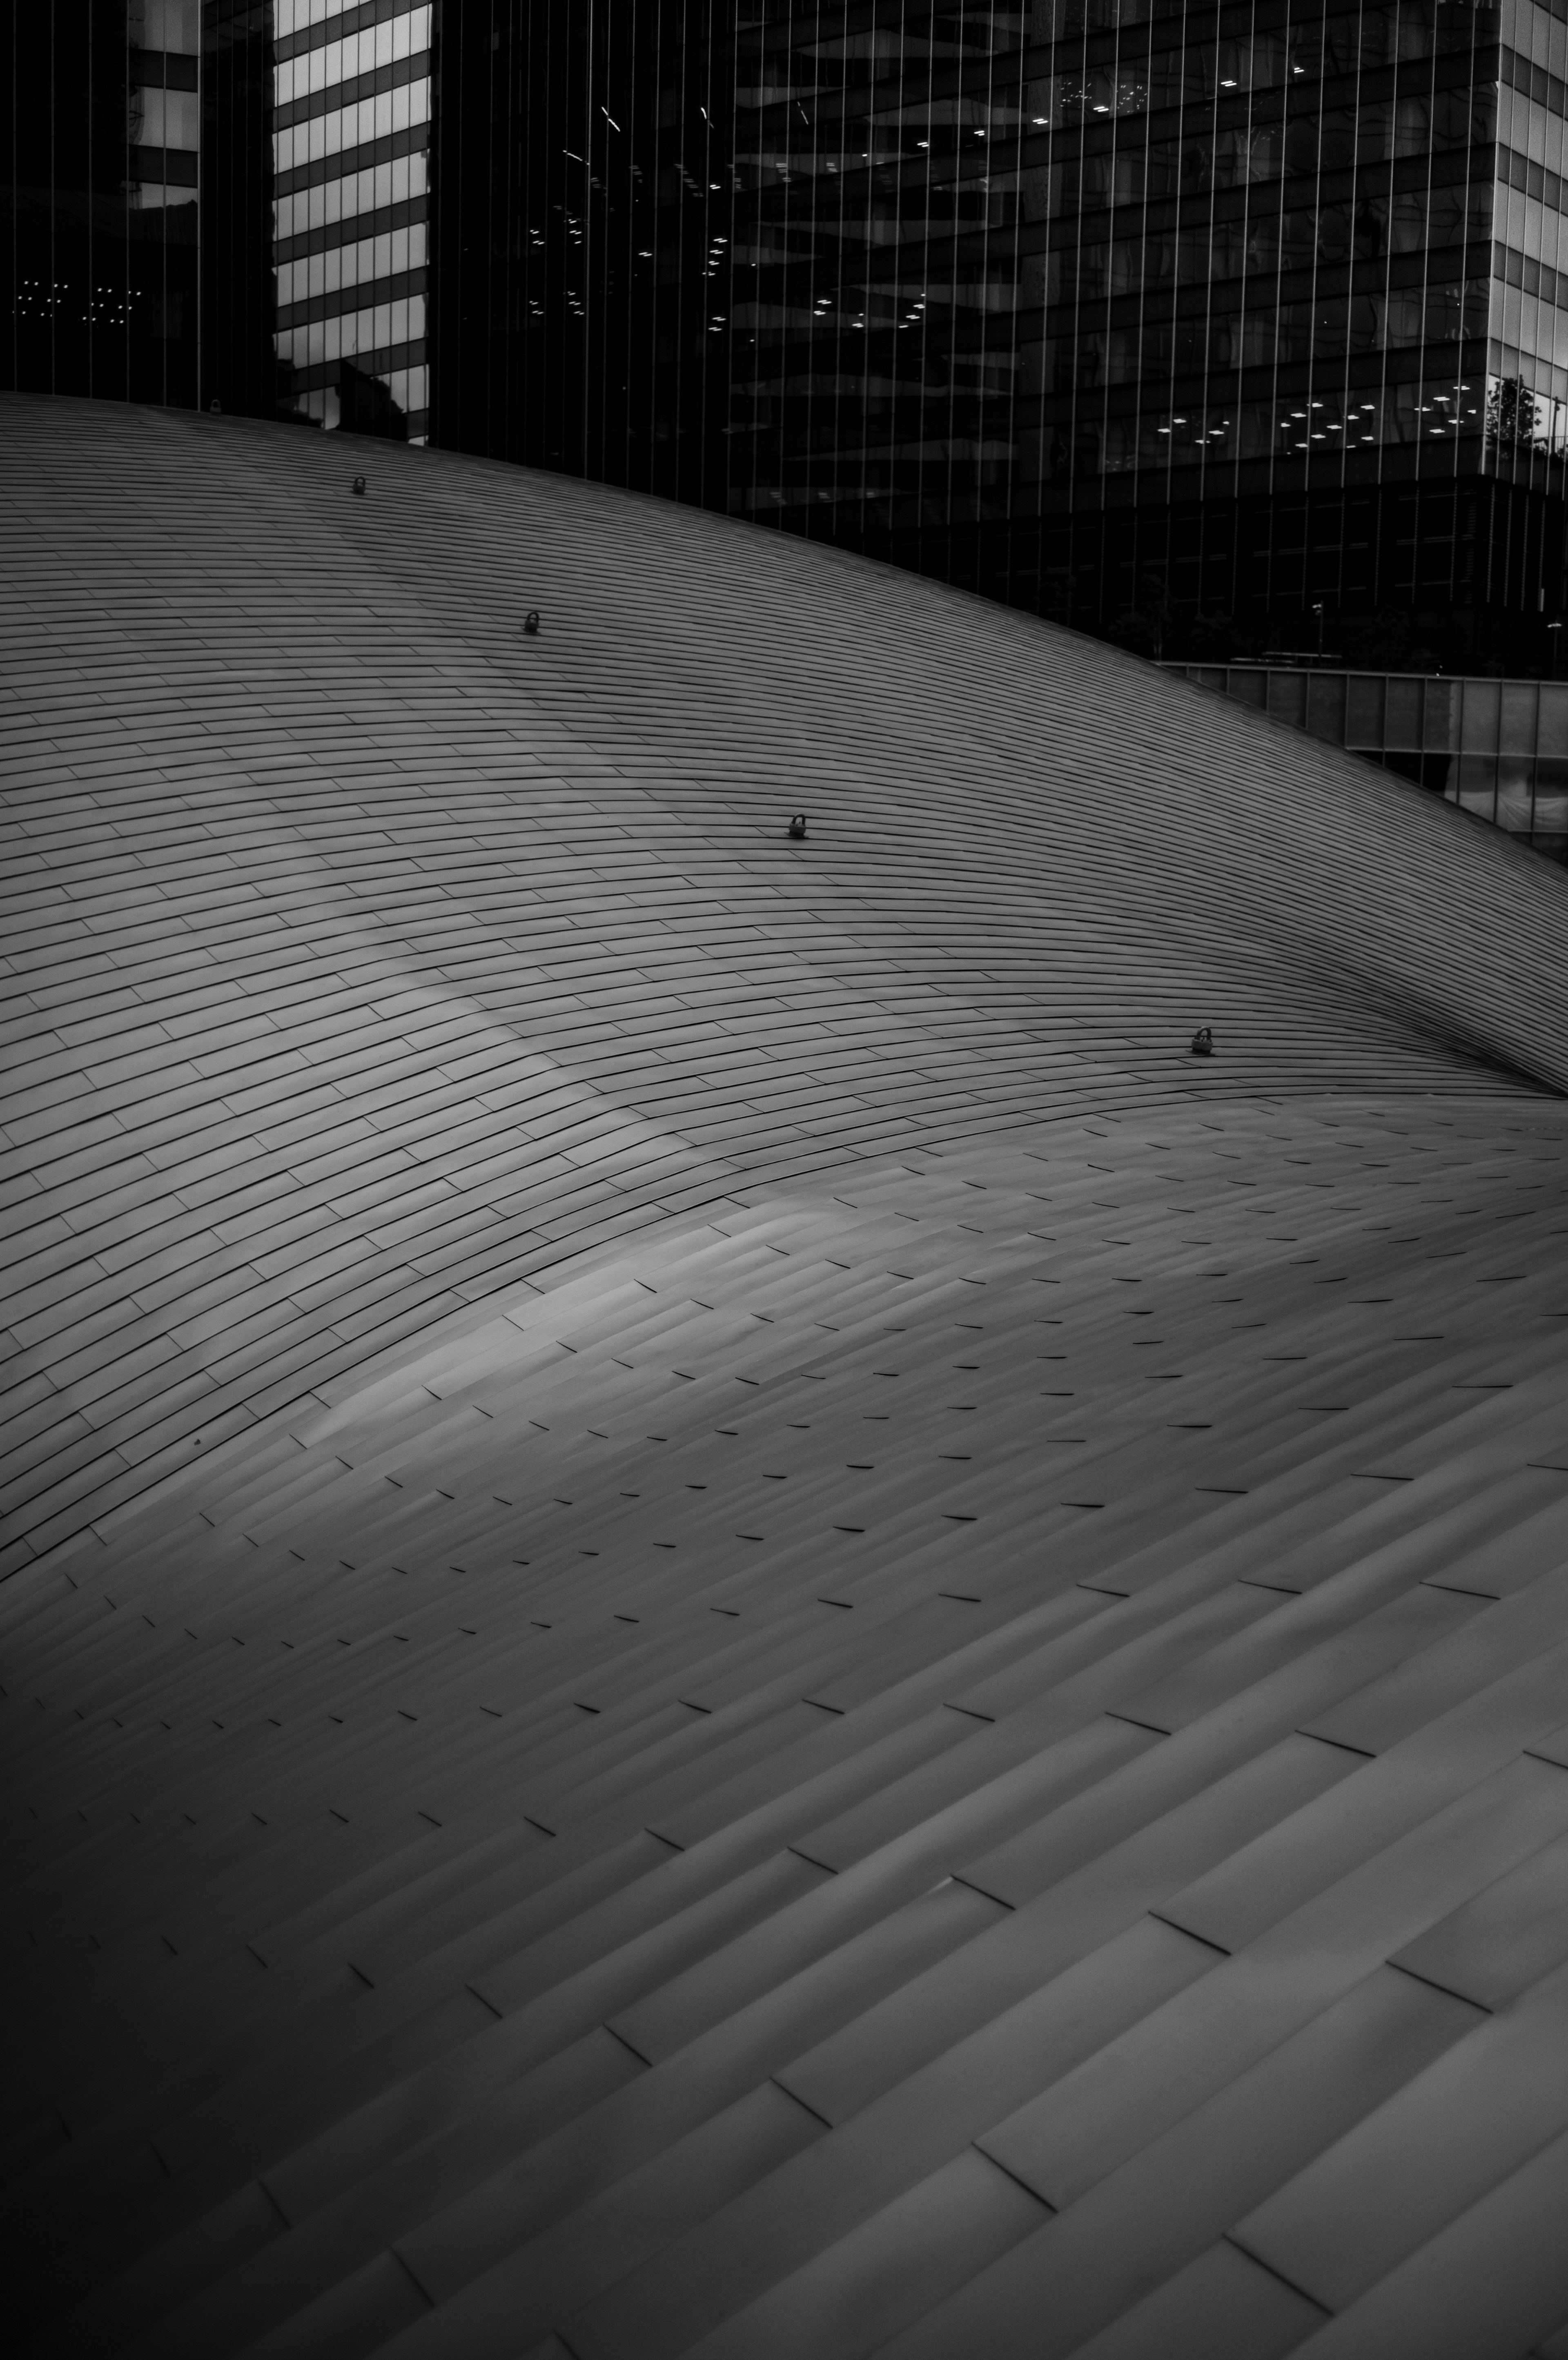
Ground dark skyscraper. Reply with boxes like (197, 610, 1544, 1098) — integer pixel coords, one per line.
(2, 0, 203, 410)
(429, 0, 1560, 669)
(7, 1, 1568, 667)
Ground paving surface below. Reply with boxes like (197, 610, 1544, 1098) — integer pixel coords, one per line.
(6, 399, 1568, 2356)
(8, 1098, 1568, 2359)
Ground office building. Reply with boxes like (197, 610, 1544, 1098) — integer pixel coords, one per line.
(435, 0, 1568, 671)
(266, 0, 432, 437)
(2, 0, 203, 410)
(8, 1, 1568, 663)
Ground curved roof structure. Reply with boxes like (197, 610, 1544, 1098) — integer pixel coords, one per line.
(5, 394, 1568, 2360)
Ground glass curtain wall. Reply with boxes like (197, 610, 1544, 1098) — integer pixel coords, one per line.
(1029, 0, 1498, 495)
(11, 0, 1568, 659)
(3, 0, 201, 408)
(432, 0, 1568, 654)
(270, 0, 432, 438)
(1169, 656, 1568, 854)
(723, 5, 1032, 544)
(1492, 1, 1568, 479)
(432, 0, 741, 503)
(203, 1, 278, 417)
(429, 3, 1037, 527)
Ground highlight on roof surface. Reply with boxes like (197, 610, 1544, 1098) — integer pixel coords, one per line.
(4, 395, 1568, 2360)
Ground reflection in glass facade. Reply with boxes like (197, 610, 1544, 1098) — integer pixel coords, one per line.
(1169, 657, 1568, 852)
(434, 0, 1568, 666)
(3, 1, 202, 410)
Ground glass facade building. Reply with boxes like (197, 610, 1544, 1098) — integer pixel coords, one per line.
(433, 0, 1568, 667)
(269, 0, 431, 437)
(3, 0, 203, 410)
(1168, 656, 1568, 853)
(11, 0, 1568, 664)
(3, 0, 428, 437)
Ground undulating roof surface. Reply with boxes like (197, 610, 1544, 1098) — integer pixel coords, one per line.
(5, 394, 1568, 2360)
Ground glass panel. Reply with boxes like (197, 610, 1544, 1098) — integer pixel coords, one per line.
(1534, 759, 1568, 832)
(1384, 679, 1425, 751)
(1267, 673, 1308, 728)
(1497, 759, 1536, 831)
(139, 91, 200, 151)
(1423, 680, 1461, 752)
(1537, 687, 1568, 758)
(1499, 682, 1539, 755)
(1306, 674, 1347, 742)
(1345, 677, 1386, 747)
(1460, 679, 1501, 751)
(140, 0, 198, 52)
(1452, 756, 1498, 818)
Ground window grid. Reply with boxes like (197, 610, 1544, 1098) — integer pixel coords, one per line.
(270, 1, 431, 439)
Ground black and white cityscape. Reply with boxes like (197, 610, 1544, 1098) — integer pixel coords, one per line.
(6, 7, 1568, 2357)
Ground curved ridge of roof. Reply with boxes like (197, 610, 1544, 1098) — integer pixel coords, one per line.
(4, 399, 1568, 2359)
(0, 394, 1563, 1573)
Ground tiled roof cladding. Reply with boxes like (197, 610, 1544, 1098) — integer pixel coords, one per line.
(4, 394, 1568, 2357)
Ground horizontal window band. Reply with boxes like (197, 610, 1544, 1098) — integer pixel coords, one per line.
(1499, 142, 1568, 219)
(1038, 141, 1492, 240)
(129, 145, 200, 187)
(1044, 247, 1484, 333)
(283, 334, 425, 392)
(1501, 39, 1568, 116)
(277, 264, 427, 330)
(275, 0, 425, 67)
(275, 48, 430, 134)
(1495, 240, 1568, 314)
(131, 47, 199, 90)
(274, 120, 428, 199)
(274, 193, 427, 266)
(1049, 343, 1493, 412)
